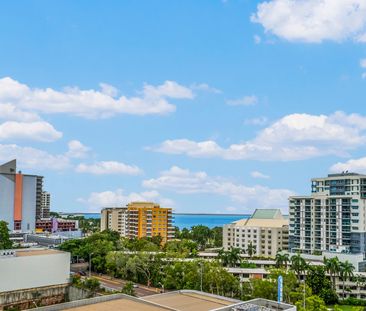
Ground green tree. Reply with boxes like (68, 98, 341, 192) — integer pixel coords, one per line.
(290, 253, 307, 281)
(324, 257, 341, 291)
(275, 252, 289, 269)
(339, 260, 354, 299)
(121, 281, 136, 296)
(246, 241, 256, 259)
(295, 295, 328, 311)
(306, 265, 338, 305)
(0, 221, 12, 250)
(190, 225, 212, 250)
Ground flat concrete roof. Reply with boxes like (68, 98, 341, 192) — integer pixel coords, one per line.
(64, 299, 169, 311)
(143, 292, 235, 311)
(15, 249, 62, 257)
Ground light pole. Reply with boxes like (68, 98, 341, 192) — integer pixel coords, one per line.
(89, 253, 94, 278)
(200, 262, 204, 292)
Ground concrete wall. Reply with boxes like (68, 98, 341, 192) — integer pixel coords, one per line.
(0, 251, 70, 292)
(22, 175, 37, 232)
(0, 174, 15, 230)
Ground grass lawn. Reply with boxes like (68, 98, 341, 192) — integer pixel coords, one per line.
(328, 306, 364, 311)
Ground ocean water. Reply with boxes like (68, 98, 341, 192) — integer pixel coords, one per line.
(80, 213, 248, 229)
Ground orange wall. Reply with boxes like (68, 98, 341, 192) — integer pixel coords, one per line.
(14, 174, 23, 221)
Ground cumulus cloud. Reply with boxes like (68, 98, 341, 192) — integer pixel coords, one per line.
(227, 95, 258, 106)
(190, 83, 222, 94)
(251, 171, 270, 179)
(78, 188, 174, 212)
(330, 156, 366, 173)
(0, 121, 62, 142)
(0, 104, 41, 122)
(0, 77, 194, 119)
(151, 111, 366, 161)
(76, 161, 142, 175)
(143, 166, 293, 211)
(0, 144, 70, 171)
(251, 0, 366, 43)
(66, 140, 90, 159)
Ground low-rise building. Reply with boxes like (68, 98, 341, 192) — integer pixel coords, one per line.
(33, 290, 296, 311)
(223, 209, 289, 257)
(36, 218, 79, 233)
(0, 248, 70, 310)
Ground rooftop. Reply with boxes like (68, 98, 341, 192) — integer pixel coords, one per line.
(143, 291, 236, 311)
(33, 292, 295, 311)
(0, 248, 64, 258)
(231, 209, 288, 228)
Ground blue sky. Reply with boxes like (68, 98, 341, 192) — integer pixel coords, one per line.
(1, 0, 366, 213)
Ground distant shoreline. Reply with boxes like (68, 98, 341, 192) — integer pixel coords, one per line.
(58, 212, 249, 216)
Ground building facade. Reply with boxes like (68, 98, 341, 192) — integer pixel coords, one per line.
(39, 191, 51, 219)
(36, 218, 78, 233)
(100, 202, 174, 244)
(289, 172, 366, 254)
(223, 209, 289, 257)
(0, 160, 44, 233)
(100, 207, 128, 236)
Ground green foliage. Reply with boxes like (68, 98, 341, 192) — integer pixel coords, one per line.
(121, 281, 136, 296)
(240, 261, 257, 268)
(275, 252, 289, 269)
(164, 239, 198, 257)
(175, 225, 223, 249)
(296, 295, 328, 311)
(306, 265, 338, 305)
(120, 237, 160, 252)
(218, 247, 242, 267)
(0, 221, 12, 250)
(246, 241, 256, 258)
(83, 278, 101, 292)
(340, 297, 366, 306)
(290, 252, 308, 280)
(70, 274, 82, 286)
(163, 260, 240, 297)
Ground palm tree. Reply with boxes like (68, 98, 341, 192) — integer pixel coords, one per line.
(246, 242, 256, 259)
(218, 248, 230, 267)
(290, 252, 307, 281)
(228, 247, 242, 267)
(275, 252, 290, 269)
(340, 260, 355, 299)
(324, 257, 341, 291)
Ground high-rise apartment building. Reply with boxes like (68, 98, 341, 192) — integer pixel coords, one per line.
(39, 191, 51, 219)
(223, 209, 289, 257)
(0, 160, 44, 232)
(289, 172, 366, 254)
(100, 207, 128, 236)
(100, 202, 174, 244)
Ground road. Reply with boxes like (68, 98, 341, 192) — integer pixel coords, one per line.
(90, 273, 162, 297)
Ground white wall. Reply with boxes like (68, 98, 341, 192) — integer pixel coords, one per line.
(0, 251, 70, 292)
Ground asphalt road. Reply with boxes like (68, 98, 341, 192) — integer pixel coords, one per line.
(90, 273, 162, 297)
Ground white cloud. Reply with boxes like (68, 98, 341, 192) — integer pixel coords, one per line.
(227, 95, 258, 106)
(361, 58, 366, 68)
(76, 161, 142, 175)
(0, 144, 70, 171)
(143, 166, 293, 211)
(251, 0, 366, 43)
(151, 111, 366, 161)
(254, 35, 262, 44)
(244, 116, 268, 126)
(0, 121, 62, 142)
(0, 77, 194, 119)
(99, 83, 118, 97)
(0, 104, 41, 122)
(251, 171, 270, 179)
(330, 156, 366, 173)
(190, 83, 222, 94)
(78, 188, 174, 212)
(66, 140, 90, 159)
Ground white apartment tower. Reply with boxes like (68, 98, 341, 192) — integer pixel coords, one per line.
(100, 207, 128, 237)
(289, 172, 366, 254)
(40, 191, 50, 219)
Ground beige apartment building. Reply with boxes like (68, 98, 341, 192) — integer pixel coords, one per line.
(223, 209, 289, 257)
(100, 202, 174, 244)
